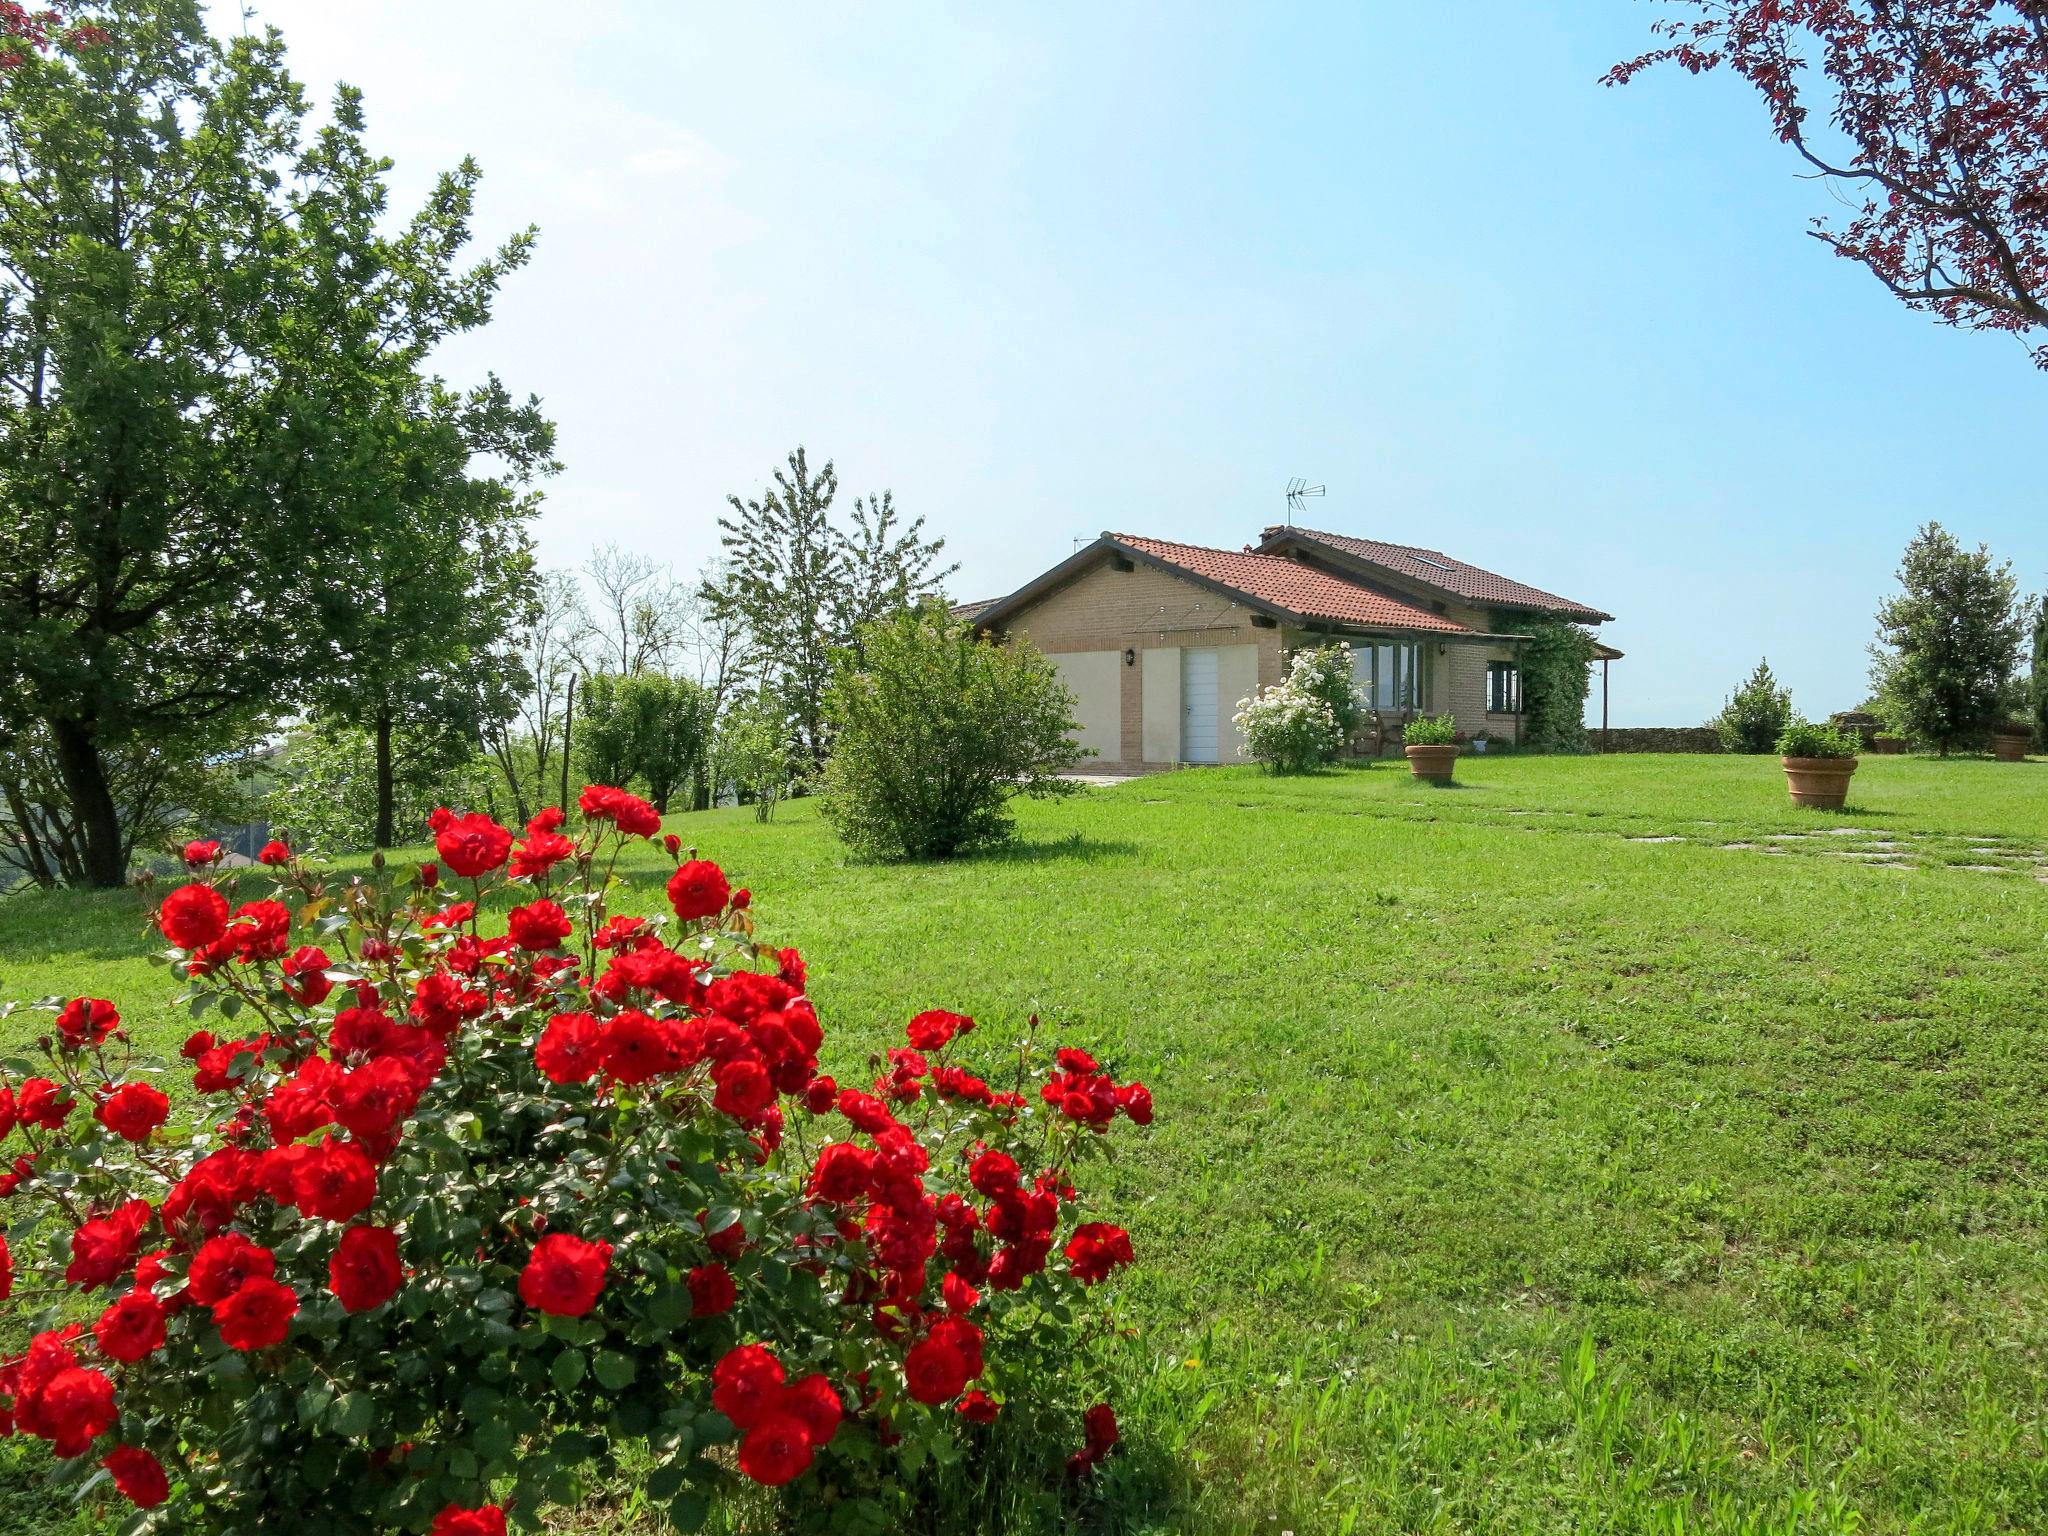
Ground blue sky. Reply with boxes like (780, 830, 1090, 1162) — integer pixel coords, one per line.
(235, 1, 2044, 726)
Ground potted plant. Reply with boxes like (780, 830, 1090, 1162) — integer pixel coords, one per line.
(1403, 713, 1461, 783)
(1469, 729, 1491, 755)
(1871, 732, 1907, 755)
(1777, 718, 1860, 809)
(1990, 721, 2032, 762)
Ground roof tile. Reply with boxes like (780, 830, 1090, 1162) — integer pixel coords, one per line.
(1265, 526, 1612, 622)
(1111, 534, 1471, 634)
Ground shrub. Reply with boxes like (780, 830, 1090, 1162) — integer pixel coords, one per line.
(715, 688, 793, 822)
(1776, 719, 1860, 759)
(1518, 619, 1596, 753)
(1235, 648, 1358, 773)
(1402, 713, 1460, 747)
(821, 604, 1083, 860)
(1709, 658, 1794, 753)
(0, 790, 1148, 1532)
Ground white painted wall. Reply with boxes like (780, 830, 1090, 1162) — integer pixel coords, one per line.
(1141, 646, 1181, 762)
(1049, 651, 1122, 762)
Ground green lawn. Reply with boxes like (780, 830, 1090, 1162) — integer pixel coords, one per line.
(4, 754, 2047, 1534)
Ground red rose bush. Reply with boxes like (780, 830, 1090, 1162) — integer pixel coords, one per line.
(0, 787, 1149, 1532)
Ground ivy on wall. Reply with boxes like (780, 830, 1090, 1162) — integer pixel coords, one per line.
(1516, 617, 1596, 753)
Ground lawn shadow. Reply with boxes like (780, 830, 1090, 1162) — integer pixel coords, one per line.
(973, 833, 1142, 867)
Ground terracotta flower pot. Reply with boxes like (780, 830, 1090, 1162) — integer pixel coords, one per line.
(1871, 734, 1906, 755)
(1405, 743, 1459, 783)
(1992, 732, 2030, 763)
(1781, 755, 1857, 809)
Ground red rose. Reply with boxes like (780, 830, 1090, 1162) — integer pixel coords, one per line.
(182, 839, 221, 867)
(802, 1075, 836, 1116)
(779, 1373, 843, 1446)
(431, 1503, 508, 1536)
(712, 1058, 774, 1120)
(956, 1389, 1000, 1424)
(665, 858, 730, 921)
(807, 1142, 873, 1204)
(967, 1148, 1021, 1199)
(103, 1444, 170, 1508)
(281, 945, 334, 1006)
(1116, 1081, 1153, 1125)
(518, 1232, 611, 1317)
(19, 1077, 74, 1128)
(1083, 1401, 1119, 1453)
(432, 810, 512, 879)
(93, 1290, 167, 1363)
(186, 1233, 275, 1305)
(598, 1010, 680, 1085)
(578, 783, 662, 838)
(534, 1012, 603, 1084)
(158, 884, 229, 950)
(1056, 1047, 1098, 1073)
(65, 1200, 151, 1289)
(941, 1271, 980, 1313)
(420, 861, 440, 887)
(906, 1009, 973, 1052)
(329, 1224, 403, 1313)
(507, 898, 573, 951)
(333, 1056, 429, 1141)
(711, 1343, 785, 1428)
(687, 1263, 736, 1317)
(257, 839, 292, 866)
(227, 900, 292, 961)
(213, 1276, 297, 1350)
(736, 1412, 813, 1486)
(290, 1136, 377, 1222)
(1065, 1222, 1134, 1284)
(55, 997, 121, 1050)
(662, 833, 682, 856)
(904, 1334, 973, 1405)
(37, 1365, 117, 1454)
(95, 1083, 169, 1143)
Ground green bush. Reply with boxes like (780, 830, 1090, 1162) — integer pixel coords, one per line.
(1775, 719, 1860, 760)
(1403, 713, 1460, 746)
(1709, 658, 1794, 753)
(1519, 619, 1595, 753)
(821, 604, 1083, 859)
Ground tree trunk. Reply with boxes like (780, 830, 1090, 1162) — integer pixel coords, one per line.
(560, 675, 576, 809)
(46, 715, 126, 887)
(374, 710, 397, 849)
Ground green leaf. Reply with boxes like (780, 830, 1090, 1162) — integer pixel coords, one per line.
(328, 1392, 374, 1439)
(667, 1491, 709, 1533)
(550, 1347, 587, 1393)
(591, 1350, 636, 1391)
(297, 1383, 333, 1425)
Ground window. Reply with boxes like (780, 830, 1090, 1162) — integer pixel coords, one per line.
(1487, 661, 1522, 714)
(1350, 641, 1425, 710)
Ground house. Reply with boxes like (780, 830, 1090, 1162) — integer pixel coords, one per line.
(967, 526, 1619, 771)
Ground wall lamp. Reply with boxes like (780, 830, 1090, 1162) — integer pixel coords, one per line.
(1123, 648, 1136, 667)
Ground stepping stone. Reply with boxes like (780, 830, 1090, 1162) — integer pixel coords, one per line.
(1627, 835, 1684, 843)
(1955, 864, 2014, 874)
(1720, 842, 1757, 850)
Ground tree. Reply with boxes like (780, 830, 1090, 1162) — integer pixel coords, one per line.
(1609, 2, 2048, 368)
(1869, 521, 2024, 754)
(305, 380, 554, 849)
(479, 569, 586, 825)
(1709, 657, 1796, 752)
(575, 670, 712, 815)
(715, 687, 792, 822)
(0, 3, 540, 884)
(821, 604, 1082, 860)
(581, 545, 692, 677)
(265, 723, 495, 856)
(2028, 596, 2048, 749)
(717, 449, 956, 769)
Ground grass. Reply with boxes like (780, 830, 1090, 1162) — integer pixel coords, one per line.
(4, 753, 2048, 1534)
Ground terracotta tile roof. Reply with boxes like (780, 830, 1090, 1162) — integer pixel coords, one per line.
(1110, 534, 1471, 634)
(1263, 526, 1613, 623)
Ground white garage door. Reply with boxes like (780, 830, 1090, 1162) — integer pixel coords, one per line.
(1181, 647, 1219, 762)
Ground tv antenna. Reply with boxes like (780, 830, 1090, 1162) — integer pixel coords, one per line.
(1284, 477, 1324, 526)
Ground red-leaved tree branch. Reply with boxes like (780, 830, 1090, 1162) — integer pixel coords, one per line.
(1608, 1, 2048, 368)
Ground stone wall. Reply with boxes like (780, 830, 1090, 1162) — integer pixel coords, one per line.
(1595, 726, 1723, 754)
